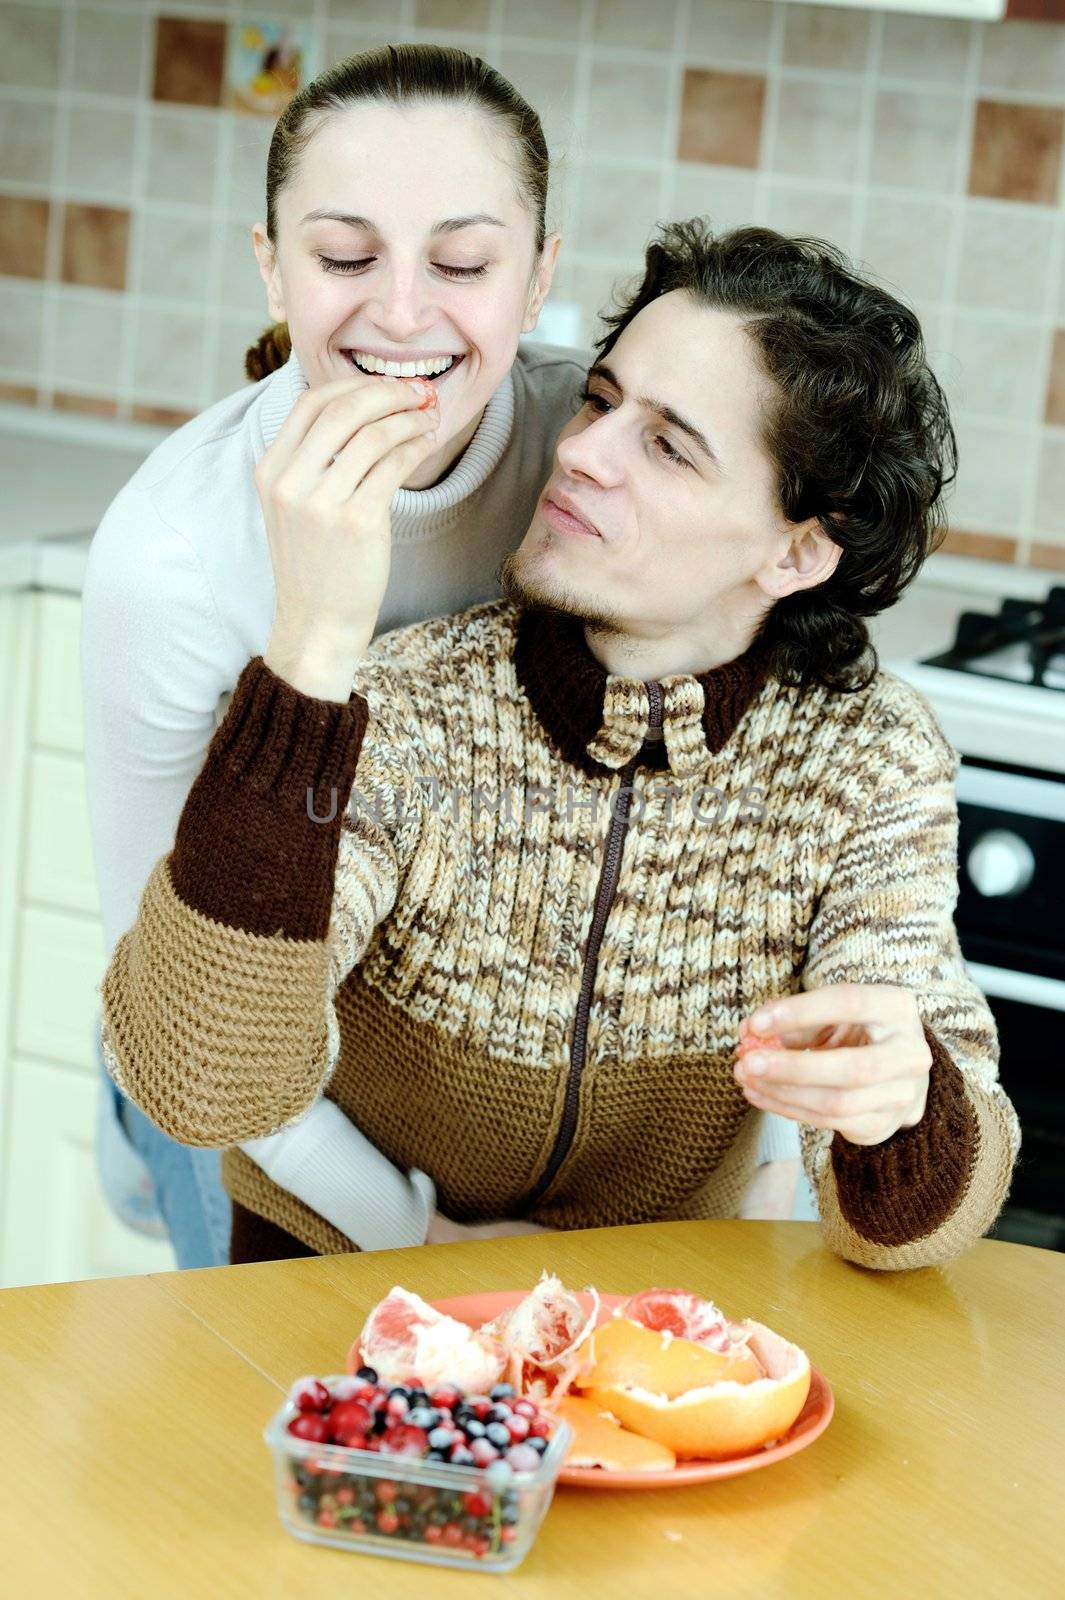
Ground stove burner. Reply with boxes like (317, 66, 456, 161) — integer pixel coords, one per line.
(922, 586, 1065, 690)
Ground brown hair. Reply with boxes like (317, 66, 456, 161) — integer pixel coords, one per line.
(592, 219, 956, 693)
(244, 42, 550, 384)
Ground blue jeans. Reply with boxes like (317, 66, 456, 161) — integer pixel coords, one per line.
(94, 1026, 231, 1268)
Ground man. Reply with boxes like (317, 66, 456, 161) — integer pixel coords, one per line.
(101, 221, 1020, 1270)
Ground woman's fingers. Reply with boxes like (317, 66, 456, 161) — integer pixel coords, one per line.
(260, 375, 436, 490)
(317, 404, 438, 502)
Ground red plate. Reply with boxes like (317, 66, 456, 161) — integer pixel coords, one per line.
(430, 1289, 834, 1489)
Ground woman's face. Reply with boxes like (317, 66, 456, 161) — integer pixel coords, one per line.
(253, 101, 560, 487)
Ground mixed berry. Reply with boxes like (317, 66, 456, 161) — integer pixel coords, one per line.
(281, 1369, 556, 1561)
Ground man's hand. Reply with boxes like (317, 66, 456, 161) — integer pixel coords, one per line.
(735, 983, 932, 1147)
(425, 1212, 556, 1245)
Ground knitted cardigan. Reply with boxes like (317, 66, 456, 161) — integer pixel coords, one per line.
(100, 600, 1021, 1271)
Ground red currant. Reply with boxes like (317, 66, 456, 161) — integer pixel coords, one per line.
(463, 1490, 492, 1518)
(424, 1524, 444, 1544)
(375, 1480, 398, 1504)
(469, 1437, 499, 1467)
(443, 1523, 464, 1546)
(376, 1510, 400, 1536)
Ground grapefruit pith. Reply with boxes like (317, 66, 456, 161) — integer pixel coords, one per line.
(582, 1320, 811, 1460)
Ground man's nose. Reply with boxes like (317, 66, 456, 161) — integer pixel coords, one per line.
(556, 415, 624, 488)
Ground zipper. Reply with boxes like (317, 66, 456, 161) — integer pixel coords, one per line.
(520, 681, 665, 1212)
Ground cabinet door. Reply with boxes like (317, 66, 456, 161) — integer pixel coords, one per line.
(1, 1057, 175, 1287)
(14, 906, 105, 1073)
(23, 749, 100, 915)
(33, 591, 85, 755)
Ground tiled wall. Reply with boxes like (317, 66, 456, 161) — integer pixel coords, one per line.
(2, 0, 1065, 570)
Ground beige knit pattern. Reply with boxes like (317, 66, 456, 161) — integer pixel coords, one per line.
(101, 602, 1020, 1265)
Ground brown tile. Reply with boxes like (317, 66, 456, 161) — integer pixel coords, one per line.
(1004, 3, 1065, 19)
(131, 402, 197, 427)
(940, 528, 1019, 563)
(0, 382, 40, 406)
(60, 203, 130, 292)
(152, 16, 227, 108)
(52, 391, 119, 418)
(968, 100, 1064, 205)
(1027, 541, 1065, 571)
(1045, 328, 1065, 424)
(0, 194, 50, 279)
(678, 70, 765, 168)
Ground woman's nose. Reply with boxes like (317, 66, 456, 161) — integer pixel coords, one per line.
(365, 270, 436, 341)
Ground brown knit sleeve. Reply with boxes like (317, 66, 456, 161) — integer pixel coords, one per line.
(798, 703, 1021, 1271)
(99, 656, 415, 1147)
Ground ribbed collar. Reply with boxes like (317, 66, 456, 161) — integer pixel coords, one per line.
(257, 348, 516, 543)
(513, 606, 773, 779)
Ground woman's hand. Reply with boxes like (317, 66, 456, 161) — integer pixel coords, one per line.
(256, 374, 439, 700)
(735, 983, 932, 1147)
(425, 1212, 556, 1245)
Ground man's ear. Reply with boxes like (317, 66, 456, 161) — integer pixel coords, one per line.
(522, 232, 563, 335)
(251, 223, 286, 323)
(759, 516, 842, 601)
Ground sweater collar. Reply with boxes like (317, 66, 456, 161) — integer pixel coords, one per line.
(513, 606, 773, 778)
(257, 347, 516, 543)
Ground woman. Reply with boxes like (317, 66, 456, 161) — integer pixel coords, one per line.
(83, 44, 799, 1268)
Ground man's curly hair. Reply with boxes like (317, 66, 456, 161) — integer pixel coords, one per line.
(593, 220, 956, 693)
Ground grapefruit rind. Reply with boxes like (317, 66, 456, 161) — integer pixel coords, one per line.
(555, 1395, 677, 1473)
(585, 1315, 764, 1398)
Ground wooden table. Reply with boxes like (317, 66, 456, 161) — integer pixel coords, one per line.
(1, 1222, 1062, 1598)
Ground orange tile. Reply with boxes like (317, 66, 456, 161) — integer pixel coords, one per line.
(131, 402, 197, 427)
(968, 100, 1064, 205)
(152, 16, 227, 108)
(678, 70, 765, 168)
(941, 528, 1019, 563)
(52, 391, 119, 417)
(0, 194, 50, 280)
(1045, 328, 1065, 425)
(0, 383, 39, 405)
(1027, 541, 1065, 571)
(60, 203, 130, 291)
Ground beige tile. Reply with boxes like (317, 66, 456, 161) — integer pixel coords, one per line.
(980, 18, 1065, 102)
(415, 0, 491, 28)
(71, 5, 147, 97)
(870, 90, 967, 194)
(0, 280, 45, 370)
(567, 259, 637, 350)
(879, 15, 971, 85)
(64, 105, 138, 202)
(764, 183, 855, 249)
(684, 0, 772, 68)
(0, 3, 62, 91)
(1046, 328, 1065, 426)
(496, 46, 580, 163)
(0, 193, 50, 280)
(219, 218, 268, 312)
(133, 208, 217, 302)
(592, 0, 680, 53)
(60, 202, 130, 292)
(148, 108, 221, 207)
(131, 304, 207, 405)
(585, 58, 673, 161)
(859, 196, 954, 304)
(575, 163, 663, 259)
(225, 113, 273, 215)
(771, 79, 863, 183)
(955, 201, 1054, 313)
(940, 528, 1019, 563)
(947, 416, 1032, 532)
(323, 28, 405, 68)
(668, 165, 759, 233)
(152, 15, 227, 108)
(329, 0, 413, 21)
(500, 0, 582, 43)
(51, 288, 126, 393)
(678, 70, 765, 168)
(213, 310, 275, 400)
(0, 96, 57, 185)
(941, 314, 1046, 424)
(969, 100, 1064, 206)
(1033, 434, 1065, 540)
(782, 5, 871, 73)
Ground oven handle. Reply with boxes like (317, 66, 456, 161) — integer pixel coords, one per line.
(967, 960, 1065, 1013)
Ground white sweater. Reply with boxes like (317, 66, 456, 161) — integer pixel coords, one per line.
(82, 342, 800, 1253)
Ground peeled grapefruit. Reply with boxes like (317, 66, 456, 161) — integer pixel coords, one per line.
(555, 1395, 676, 1473)
(480, 1272, 599, 1399)
(582, 1319, 811, 1460)
(349, 1285, 506, 1392)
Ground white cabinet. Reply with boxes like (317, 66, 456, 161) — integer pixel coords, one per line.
(0, 588, 175, 1285)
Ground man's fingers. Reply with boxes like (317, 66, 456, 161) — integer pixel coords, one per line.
(741, 1075, 920, 1122)
(737, 1040, 923, 1090)
(749, 983, 909, 1036)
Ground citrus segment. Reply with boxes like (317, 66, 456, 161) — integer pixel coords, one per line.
(349, 1285, 506, 1392)
(555, 1395, 676, 1473)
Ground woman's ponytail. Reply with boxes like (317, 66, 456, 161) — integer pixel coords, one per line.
(244, 322, 292, 382)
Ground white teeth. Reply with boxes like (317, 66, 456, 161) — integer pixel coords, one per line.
(350, 352, 456, 377)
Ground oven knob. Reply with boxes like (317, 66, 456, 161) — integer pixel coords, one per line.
(965, 830, 1035, 898)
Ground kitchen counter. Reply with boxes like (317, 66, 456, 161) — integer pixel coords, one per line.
(0, 1220, 1060, 1597)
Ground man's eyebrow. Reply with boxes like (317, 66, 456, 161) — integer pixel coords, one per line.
(587, 362, 723, 470)
(299, 209, 507, 234)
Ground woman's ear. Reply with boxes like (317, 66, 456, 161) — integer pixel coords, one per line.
(251, 223, 286, 323)
(522, 232, 563, 334)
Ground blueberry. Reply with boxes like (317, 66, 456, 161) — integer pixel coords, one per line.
(407, 1406, 435, 1429)
(526, 1435, 548, 1456)
(356, 1366, 378, 1383)
(489, 1383, 515, 1400)
(298, 1491, 317, 1514)
(427, 1427, 453, 1450)
(371, 1411, 388, 1435)
(449, 1446, 475, 1467)
(387, 1385, 410, 1403)
(425, 1448, 450, 1462)
(485, 1422, 511, 1450)
(408, 1388, 431, 1408)
(486, 1404, 511, 1425)
(462, 1419, 486, 1440)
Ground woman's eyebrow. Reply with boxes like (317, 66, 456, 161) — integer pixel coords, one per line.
(588, 362, 724, 472)
(299, 209, 507, 234)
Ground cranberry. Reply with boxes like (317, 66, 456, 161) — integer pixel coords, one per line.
(375, 1480, 398, 1504)
(512, 1399, 537, 1419)
(469, 1437, 499, 1467)
(382, 1424, 429, 1458)
(335, 1487, 355, 1507)
(506, 1414, 531, 1443)
(288, 1377, 331, 1413)
(463, 1490, 492, 1518)
(505, 1443, 542, 1473)
(528, 1416, 551, 1438)
(327, 1400, 372, 1444)
(431, 1385, 463, 1410)
(287, 1413, 331, 1443)
(473, 1536, 492, 1558)
(316, 1510, 338, 1529)
(424, 1524, 444, 1544)
(443, 1523, 464, 1547)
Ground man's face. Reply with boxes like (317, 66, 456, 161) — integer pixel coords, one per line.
(502, 291, 830, 650)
